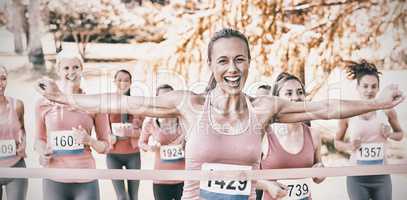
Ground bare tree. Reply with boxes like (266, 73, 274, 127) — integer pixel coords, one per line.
(5, 0, 27, 54)
(27, 0, 45, 70)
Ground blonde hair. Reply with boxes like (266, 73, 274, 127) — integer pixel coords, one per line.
(0, 66, 7, 75)
(55, 50, 84, 69)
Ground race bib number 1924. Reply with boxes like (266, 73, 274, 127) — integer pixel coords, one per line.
(160, 144, 184, 161)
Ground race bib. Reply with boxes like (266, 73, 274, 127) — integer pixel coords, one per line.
(356, 143, 384, 165)
(160, 144, 184, 162)
(278, 179, 312, 200)
(0, 140, 16, 159)
(49, 130, 84, 155)
(111, 123, 133, 138)
(200, 163, 252, 200)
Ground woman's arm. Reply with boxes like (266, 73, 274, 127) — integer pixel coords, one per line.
(139, 118, 160, 152)
(36, 78, 185, 117)
(15, 99, 26, 157)
(34, 100, 52, 166)
(383, 109, 404, 141)
(255, 180, 287, 199)
(310, 127, 325, 184)
(93, 114, 111, 153)
(273, 84, 404, 123)
(334, 119, 360, 153)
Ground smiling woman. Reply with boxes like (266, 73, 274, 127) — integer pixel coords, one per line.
(0, 65, 28, 200)
(35, 28, 405, 200)
(34, 51, 111, 200)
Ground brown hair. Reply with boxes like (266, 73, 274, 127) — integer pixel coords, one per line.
(346, 60, 381, 85)
(114, 69, 132, 123)
(257, 84, 271, 91)
(272, 72, 305, 96)
(205, 28, 251, 92)
(0, 66, 7, 75)
(156, 84, 174, 96)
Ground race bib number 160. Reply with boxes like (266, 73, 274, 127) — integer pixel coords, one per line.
(200, 163, 252, 200)
(50, 130, 84, 155)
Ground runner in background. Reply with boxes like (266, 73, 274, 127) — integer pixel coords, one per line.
(335, 60, 404, 200)
(34, 51, 110, 200)
(257, 72, 325, 200)
(107, 69, 144, 200)
(0, 66, 28, 200)
(255, 85, 271, 97)
(35, 28, 405, 200)
(140, 84, 185, 200)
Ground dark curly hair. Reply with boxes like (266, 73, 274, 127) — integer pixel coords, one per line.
(346, 60, 381, 85)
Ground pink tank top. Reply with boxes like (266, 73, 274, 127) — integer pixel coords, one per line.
(347, 111, 388, 165)
(35, 98, 110, 183)
(141, 117, 185, 184)
(108, 114, 143, 154)
(0, 97, 25, 167)
(182, 94, 262, 200)
(260, 124, 315, 200)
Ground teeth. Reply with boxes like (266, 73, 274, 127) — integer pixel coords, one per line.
(224, 76, 240, 82)
(67, 74, 77, 81)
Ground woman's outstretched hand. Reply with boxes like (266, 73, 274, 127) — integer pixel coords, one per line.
(36, 78, 67, 104)
(376, 84, 405, 110)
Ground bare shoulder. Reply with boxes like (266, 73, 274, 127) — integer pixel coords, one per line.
(169, 90, 206, 115)
(309, 126, 321, 144)
(250, 95, 279, 114)
(15, 98, 24, 115)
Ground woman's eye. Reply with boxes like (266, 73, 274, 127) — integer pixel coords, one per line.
(235, 58, 245, 63)
(74, 65, 80, 69)
(64, 66, 69, 70)
(285, 92, 292, 96)
(218, 60, 227, 64)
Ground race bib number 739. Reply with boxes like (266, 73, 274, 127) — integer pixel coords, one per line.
(279, 179, 311, 200)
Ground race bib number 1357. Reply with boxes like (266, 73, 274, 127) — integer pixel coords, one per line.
(356, 143, 384, 165)
(200, 163, 252, 200)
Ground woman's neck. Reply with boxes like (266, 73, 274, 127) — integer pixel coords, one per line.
(211, 87, 245, 115)
(58, 81, 81, 94)
(286, 122, 303, 137)
(116, 89, 128, 95)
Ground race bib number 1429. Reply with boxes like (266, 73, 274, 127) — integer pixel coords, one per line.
(200, 163, 252, 200)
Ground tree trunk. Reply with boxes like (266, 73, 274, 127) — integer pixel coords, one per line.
(6, 0, 27, 54)
(27, 0, 45, 71)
